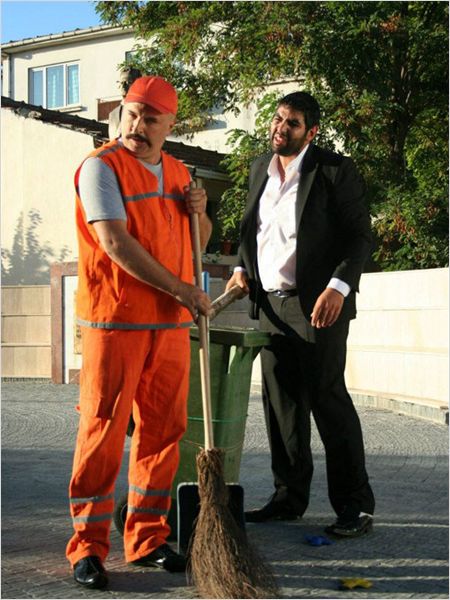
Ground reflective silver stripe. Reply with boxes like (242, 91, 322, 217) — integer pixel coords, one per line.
(73, 513, 113, 524)
(70, 493, 113, 504)
(77, 319, 194, 330)
(97, 146, 120, 158)
(129, 485, 170, 497)
(123, 192, 159, 203)
(164, 193, 184, 202)
(122, 192, 185, 203)
(128, 506, 168, 516)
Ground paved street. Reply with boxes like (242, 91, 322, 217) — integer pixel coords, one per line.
(2, 381, 448, 599)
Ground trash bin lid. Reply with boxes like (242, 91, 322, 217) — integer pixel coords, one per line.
(190, 326, 270, 348)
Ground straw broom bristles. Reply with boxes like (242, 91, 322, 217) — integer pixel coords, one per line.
(187, 448, 279, 599)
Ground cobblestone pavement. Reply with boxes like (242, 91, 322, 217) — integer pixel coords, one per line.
(2, 382, 448, 599)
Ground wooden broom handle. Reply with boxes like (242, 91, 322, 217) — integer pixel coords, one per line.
(210, 284, 244, 320)
(190, 185, 214, 451)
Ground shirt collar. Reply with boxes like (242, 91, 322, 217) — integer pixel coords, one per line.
(267, 143, 310, 178)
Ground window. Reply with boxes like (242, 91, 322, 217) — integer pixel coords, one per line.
(125, 51, 136, 62)
(28, 62, 79, 109)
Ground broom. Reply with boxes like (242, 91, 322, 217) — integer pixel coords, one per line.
(187, 206, 279, 599)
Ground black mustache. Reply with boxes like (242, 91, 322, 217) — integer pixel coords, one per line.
(126, 133, 149, 144)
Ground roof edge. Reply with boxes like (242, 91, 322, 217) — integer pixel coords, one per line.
(1, 96, 229, 176)
(2, 25, 133, 52)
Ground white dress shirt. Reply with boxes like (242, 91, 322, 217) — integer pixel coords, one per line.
(237, 146, 350, 297)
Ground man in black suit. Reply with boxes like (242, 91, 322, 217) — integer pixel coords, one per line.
(226, 91, 375, 537)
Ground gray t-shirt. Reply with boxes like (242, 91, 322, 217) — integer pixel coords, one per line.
(78, 142, 163, 223)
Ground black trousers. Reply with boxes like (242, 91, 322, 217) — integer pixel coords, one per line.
(259, 293, 375, 517)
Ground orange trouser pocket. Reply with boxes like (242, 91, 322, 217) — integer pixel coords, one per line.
(79, 328, 128, 419)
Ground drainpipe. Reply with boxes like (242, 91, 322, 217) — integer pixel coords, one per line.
(9, 53, 14, 99)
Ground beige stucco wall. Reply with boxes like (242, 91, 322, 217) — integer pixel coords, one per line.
(3, 29, 135, 119)
(250, 268, 449, 420)
(345, 268, 449, 410)
(1, 108, 92, 283)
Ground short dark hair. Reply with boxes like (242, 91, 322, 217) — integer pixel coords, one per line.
(278, 91, 320, 130)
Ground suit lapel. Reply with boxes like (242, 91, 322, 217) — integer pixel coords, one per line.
(296, 144, 318, 230)
(244, 146, 319, 233)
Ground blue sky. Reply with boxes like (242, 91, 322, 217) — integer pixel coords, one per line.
(1, 1, 103, 43)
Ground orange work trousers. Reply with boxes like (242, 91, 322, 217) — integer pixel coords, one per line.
(66, 326, 190, 565)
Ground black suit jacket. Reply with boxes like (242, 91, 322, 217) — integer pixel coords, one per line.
(237, 144, 373, 322)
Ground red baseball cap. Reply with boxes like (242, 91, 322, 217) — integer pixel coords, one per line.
(124, 75, 178, 114)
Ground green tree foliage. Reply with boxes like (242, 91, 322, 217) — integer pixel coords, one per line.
(218, 94, 277, 241)
(97, 1, 448, 269)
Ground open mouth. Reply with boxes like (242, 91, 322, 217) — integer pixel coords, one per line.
(273, 133, 288, 145)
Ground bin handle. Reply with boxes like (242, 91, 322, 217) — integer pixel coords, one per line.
(190, 181, 214, 451)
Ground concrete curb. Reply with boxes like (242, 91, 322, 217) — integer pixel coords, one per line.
(351, 392, 449, 426)
(250, 383, 448, 426)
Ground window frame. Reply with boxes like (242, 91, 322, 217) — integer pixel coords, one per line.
(125, 50, 136, 63)
(28, 61, 80, 109)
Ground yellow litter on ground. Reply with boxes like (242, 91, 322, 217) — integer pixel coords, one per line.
(339, 577, 373, 590)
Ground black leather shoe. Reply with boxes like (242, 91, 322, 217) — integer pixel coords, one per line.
(245, 499, 301, 523)
(325, 514, 373, 538)
(73, 556, 108, 589)
(132, 543, 186, 572)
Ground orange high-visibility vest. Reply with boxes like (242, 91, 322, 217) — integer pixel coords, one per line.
(75, 140, 194, 330)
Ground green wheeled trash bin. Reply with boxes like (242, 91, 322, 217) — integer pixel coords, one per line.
(175, 326, 270, 489)
(113, 326, 270, 540)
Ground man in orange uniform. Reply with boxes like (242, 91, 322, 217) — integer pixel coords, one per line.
(67, 76, 212, 589)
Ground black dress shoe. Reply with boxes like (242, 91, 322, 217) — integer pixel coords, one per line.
(325, 514, 373, 538)
(131, 543, 186, 572)
(245, 499, 301, 523)
(73, 556, 108, 589)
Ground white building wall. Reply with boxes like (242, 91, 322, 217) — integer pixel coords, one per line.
(345, 268, 449, 412)
(3, 29, 135, 119)
(1, 109, 92, 283)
